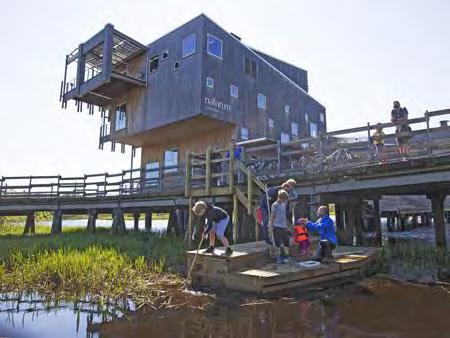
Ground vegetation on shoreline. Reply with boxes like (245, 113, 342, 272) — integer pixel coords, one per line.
(0, 225, 187, 307)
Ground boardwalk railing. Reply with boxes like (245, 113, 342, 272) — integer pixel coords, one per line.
(1, 109, 449, 200)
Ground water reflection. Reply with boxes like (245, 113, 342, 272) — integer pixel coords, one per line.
(0, 293, 134, 338)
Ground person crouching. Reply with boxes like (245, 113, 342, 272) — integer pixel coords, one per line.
(192, 201, 233, 256)
(268, 190, 292, 264)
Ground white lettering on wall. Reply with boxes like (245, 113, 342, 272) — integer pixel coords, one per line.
(204, 97, 231, 112)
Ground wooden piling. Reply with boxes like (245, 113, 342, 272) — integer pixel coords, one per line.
(205, 146, 211, 196)
(133, 211, 140, 232)
(373, 199, 382, 246)
(87, 209, 97, 233)
(188, 197, 193, 248)
(51, 210, 62, 235)
(145, 211, 152, 233)
(112, 208, 125, 234)
(428, 193, 447, 250)
(23, 212, 35, 235)
(233, 193, 239, 244)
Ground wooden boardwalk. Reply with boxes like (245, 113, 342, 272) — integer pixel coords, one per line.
(186, 242, 380, 295)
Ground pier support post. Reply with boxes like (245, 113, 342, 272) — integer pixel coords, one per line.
(187, 198, 193, 247)
(133, 211, 140, 232)
(428, 193, 447, 250)
(334, 203, 345, 243)
(51, 210, 62, 235)
(23, 212, 35, 235)
(87, 209, 97, 234)
(145, 211, 152, 233)
(373, 199, 382, 246)
(111, 208, 126, 234)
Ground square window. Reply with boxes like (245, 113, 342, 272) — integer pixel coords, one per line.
(115, 104, 127, 130)
(173, 62, 180, 70)
(241, 127, 249, 140)
(230, 85, 238, 98)
(284, 105, 290, 113)
(281, 132, 290, 143)
(162, 50, 169, 60)
(182, 34, 196, 58)
(244, 56, 257, 78)
(207, 34, 223, 59)
(164, 149, 178, 173)
(305, 113, 309, 122)
(206, 77, 214, 89)
(320, 113, 325, 123)
(257, 93, 266, 109)
(310, 122, 318, 138)
(291, 122, 299, 136)
(268, 118, 275, 128)
(149, 55, 159, 73)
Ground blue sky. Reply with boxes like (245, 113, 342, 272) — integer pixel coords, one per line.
(0, 0, 449, 176)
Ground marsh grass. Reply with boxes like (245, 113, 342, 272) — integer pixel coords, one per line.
(0, 225, 186, 307)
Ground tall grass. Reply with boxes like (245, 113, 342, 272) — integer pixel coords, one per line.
(0, 225, 187, 306)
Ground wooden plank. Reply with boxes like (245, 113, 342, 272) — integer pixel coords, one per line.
(233, 193, 238, 243)
(234, 187, 249, 210)
(228, 143, 235, 194)
(247, 170, 253, 215)
(205, 146, 211, 196)
(184, 151, 191, 197)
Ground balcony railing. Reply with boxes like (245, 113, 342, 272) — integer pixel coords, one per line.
(60, 24, 148, 108)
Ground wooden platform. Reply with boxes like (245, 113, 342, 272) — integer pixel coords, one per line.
(186, 242, 380, 295)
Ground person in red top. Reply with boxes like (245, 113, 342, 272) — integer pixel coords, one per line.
(294, 218, 311, 257)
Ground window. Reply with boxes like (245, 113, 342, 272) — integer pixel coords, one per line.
(149, 55, 159, 73)
(182, 34, 196, 58)
(257, 93, 266, 109)
(206, 77, 214, 89)
(291, 122, 299, 136)
(173, 61, 180, 70)
(145, 162, 160, 187)
(162, 50, 169, 60)
(268, 118, 275, 128)
(284, 105, 290, 113)
(115, 104, 127, 131)
(207, 34, 223, 59)
(310, 122, 318, 138)
(230, 85, 238, 98)
(244, 56, 257, 78)
(241, 127, 249, 140)
(305, 113, 309, 122)
(164, 149, 178, 173)
(320, 113, 325, 123)
(281, 132, 290, 143)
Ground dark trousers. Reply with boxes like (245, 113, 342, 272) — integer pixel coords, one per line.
(261, 206, 270, 242)
(314, 240, 335, 261)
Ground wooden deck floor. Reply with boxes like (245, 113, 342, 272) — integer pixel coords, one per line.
(186, 243, 380, 295)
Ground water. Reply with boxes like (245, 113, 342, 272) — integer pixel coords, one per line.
(0, 293, 134, 338)
(39, 219, 168, 232)
(1, 278, 449, 338)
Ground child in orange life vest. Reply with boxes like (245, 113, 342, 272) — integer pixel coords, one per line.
(294, 218, 310, 257)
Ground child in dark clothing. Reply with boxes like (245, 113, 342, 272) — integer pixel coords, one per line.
(192, 201, 233, 256)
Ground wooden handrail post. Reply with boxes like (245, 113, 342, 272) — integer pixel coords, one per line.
(228, 143, 235, 194)
(247, 168, 253, 215)
(56, 175, 61, 198)
(185, 151, 191, 197)
(277, 141, 281, 174)
(0, 177, 3, 198)
(104, 173, 108, 196)
(205, 146, 211, 195)
(28, 176, 32, 197)
(83, 175, 87, 197)
(188, 196, 193, 248)
(426, 111, 432, 155)
(233, 193, 239, 243)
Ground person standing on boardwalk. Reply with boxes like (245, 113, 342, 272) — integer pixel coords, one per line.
(259, 178, 297, 245)
(391, 100, 411, 159)
(268, 189, 292, 264)
(371, 123, 386, 164)
(299, 205, 337, 262)
(192, 201, 233, 256)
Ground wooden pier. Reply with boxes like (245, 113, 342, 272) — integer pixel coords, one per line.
(186, 241, 380, 295)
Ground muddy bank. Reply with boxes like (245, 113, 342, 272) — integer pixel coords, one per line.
(98, 277, 450, 338)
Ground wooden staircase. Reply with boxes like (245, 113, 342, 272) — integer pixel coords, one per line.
(184, 146, 268, 246)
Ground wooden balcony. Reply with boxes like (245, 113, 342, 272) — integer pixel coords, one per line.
(61, 24, 147, 107)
